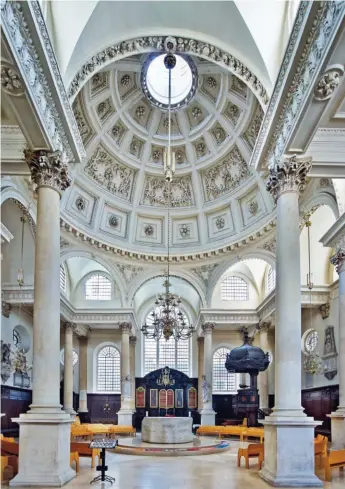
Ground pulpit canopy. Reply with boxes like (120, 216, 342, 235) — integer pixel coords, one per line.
(225, 332, 270, 374)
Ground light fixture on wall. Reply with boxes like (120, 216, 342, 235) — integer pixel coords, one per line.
(140, 46, 196, 342)
(303, 214, 322, 375)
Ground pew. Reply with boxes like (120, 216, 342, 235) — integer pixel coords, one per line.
(237, 443, 264, 469)
(241, 428, 265, 443)
(324, 449, 345, 482)
(70, 442, 101, 469)
(314, 437, 328, 468)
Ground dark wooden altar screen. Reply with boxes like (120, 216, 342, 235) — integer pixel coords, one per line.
(134, 368, 198, 429)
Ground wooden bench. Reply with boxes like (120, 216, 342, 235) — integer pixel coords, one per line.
(241, 428, 265, 443)
(314, 438, 328, 468)
(220, 425, 247, 439)
(70, 442, 100, 469)
(197, 419, 247, 438)
(237, 443, 264, 469)
(324, 449, 345, 482)
(108, 426, 136, 437)
(196, 426, 223, 437)
(70, 452, 79, 473)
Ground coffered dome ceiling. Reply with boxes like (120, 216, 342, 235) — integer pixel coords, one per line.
(61, 53, 274, 256)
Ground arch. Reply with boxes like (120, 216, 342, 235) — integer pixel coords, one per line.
(60, 249, 126, 305)
(220, 275, 249, 301)
(208, 250, 275, 303)
(85, 273, 112, 301)
(1, 187, 37, 238)
(301, 193, 339, 221)
(128, 270, 207, 309)
(95, 343, 121, 393)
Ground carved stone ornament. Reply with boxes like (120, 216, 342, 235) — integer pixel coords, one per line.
(179, 224, 191, 238)
(215, 217, 225, 229)
(129, 335, 137, 346)
(319, 302, 330, 320)
(144, 224, 154, 236)
(252, 1, 345, 169)
(330, 247, 345, 274)
(68, 36, 269, 106)
(257, 321, 270, 333)
(75, 196, 86, 211)
(202, 146, 249, 202)
(266, 155, 312, 201)
(1, 0, 85, 163)
(64, 322, 76, 333)
(242, 104, 263, 149)
(119, 322, 132, 333)
(109, 214, 119, 228)
(142, 175, 193, 207)
(1, 65, 24, 95)
(2, 301, 12, 318)
(202, 322, 215, 334)
(314, 68, 344, 101)
(24, 150, 71, 195)
(261, 238, 276, 254)
(191, 107, 202, 119)
(248, 200, 259, 216)
(191, 264, 218, 284)
(118, 264, 143, 282)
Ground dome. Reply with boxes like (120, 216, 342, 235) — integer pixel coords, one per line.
(62, 52, 272, 258)
(225, 332, 270, 373)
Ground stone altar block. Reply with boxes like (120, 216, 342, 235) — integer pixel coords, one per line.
(142, 417, 193, 444)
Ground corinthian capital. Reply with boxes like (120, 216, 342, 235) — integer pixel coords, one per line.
(119, 322, 132, 333)
(24, 149, 71, 195)
(257, 321, 270, 333)
(266, 155, 312, 201)
(202, 322, 215, 334)
(330, 247, 345, 274)
(64, 322, 76, 333)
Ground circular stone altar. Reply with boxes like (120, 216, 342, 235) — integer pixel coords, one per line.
(141, 417, 193, 444)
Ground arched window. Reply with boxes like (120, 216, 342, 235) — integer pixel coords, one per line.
(97, 346, 120, 392)
(60, 264, 66, 292)
(143, 307, 191, 376)
(221, 276, 248, 301)
(85, 274, 112, 300)
(60, 348, 79, 366)
(213, 347, 237, 393)
(267, 266, 276, 293)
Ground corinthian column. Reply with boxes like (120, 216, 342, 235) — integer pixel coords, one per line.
(129, 336, 137, 411)
(197, 337, 204, 412)
(200, 323, 215, 425)
(78, 335, 89, 415)
(63, 323, 76, 416)
(258, 322, 270, 410)
(260, 156, 322, 487)
(11, 151, 75, 487)
(327, 231, 345, 448)
(118, 322, 134, 426)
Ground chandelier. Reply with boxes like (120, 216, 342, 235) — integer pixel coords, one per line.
(140, 47, 196, 342)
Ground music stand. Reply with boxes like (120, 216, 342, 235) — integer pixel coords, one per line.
(89, 439, 118, 484)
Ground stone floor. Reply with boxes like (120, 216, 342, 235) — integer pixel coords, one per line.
(6, 438, 345, 489)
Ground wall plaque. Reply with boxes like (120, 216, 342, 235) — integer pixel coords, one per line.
(323, 326, 338, 380)
(136, 386, 146, 408)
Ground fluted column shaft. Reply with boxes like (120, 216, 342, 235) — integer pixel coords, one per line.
(197, 337, 204, 412)
(258, 323, 270, 410)
(78, 336, 88, 413)
(129, 336, 137, 411)
(63, 323, 76, 415)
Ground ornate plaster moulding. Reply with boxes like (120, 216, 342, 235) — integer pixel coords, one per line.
(1, 0, 85, 164)
(314, 65, 344, 101)
(68, 35, 269, 108)
(250, 1, 345, 170)
(60, 217, 276, 263)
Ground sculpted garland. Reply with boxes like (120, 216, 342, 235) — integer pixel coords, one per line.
(68, 36, 269, 106)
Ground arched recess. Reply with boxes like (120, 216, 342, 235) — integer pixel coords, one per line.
(1, 186, 37, 232)
(128, 270, 207, 310)
(301, 192, 339, 221)
(207, 249, 276, 305)
(60, 249, 126, 306)
(93, 341, 121, 393)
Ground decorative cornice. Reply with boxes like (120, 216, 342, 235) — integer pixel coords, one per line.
(0, 1, 85, 163)
(60, 217, 277, 263)
(68, 35, 268, 107)
(24, 150, 71, 195)
(202, 322, 215, 334)
(251, 1, 345, 169)
(266, 156, 312, 201)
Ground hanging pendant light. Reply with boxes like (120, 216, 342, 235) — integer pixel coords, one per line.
(141, 51, 195, 342)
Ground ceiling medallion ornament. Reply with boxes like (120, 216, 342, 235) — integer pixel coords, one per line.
(314, 66, 344, 101)
(141, 51, 196, 342)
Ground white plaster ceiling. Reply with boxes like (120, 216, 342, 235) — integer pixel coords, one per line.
(64, 256, 109, 291)
(60, 53, 274, 256)
(44, 1, 294, 89)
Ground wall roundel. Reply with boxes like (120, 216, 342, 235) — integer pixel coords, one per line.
(302, 329, 319, 355)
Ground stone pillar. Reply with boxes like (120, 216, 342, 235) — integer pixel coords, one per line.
(129, 336, 137, 411)
(11, 150, 75, 487)
(260, 156, 322, 487)
(258, 322, 270, 410)
(63, 323, 76, 416)
(118, 322, 134, 425)
(197, 337, 204, 412)
(78, 336, 88, 413)
(200, 323, 216, 425)
(328, 244, 345, 448)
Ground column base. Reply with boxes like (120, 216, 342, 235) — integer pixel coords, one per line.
(10, 412, 75, 487)
(200, 408, 215, 425)
(117, 409, 134, 426)
(259, 416, 323, 487)
(64, 408, 76, 417)
(327, 410, 345, 449)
